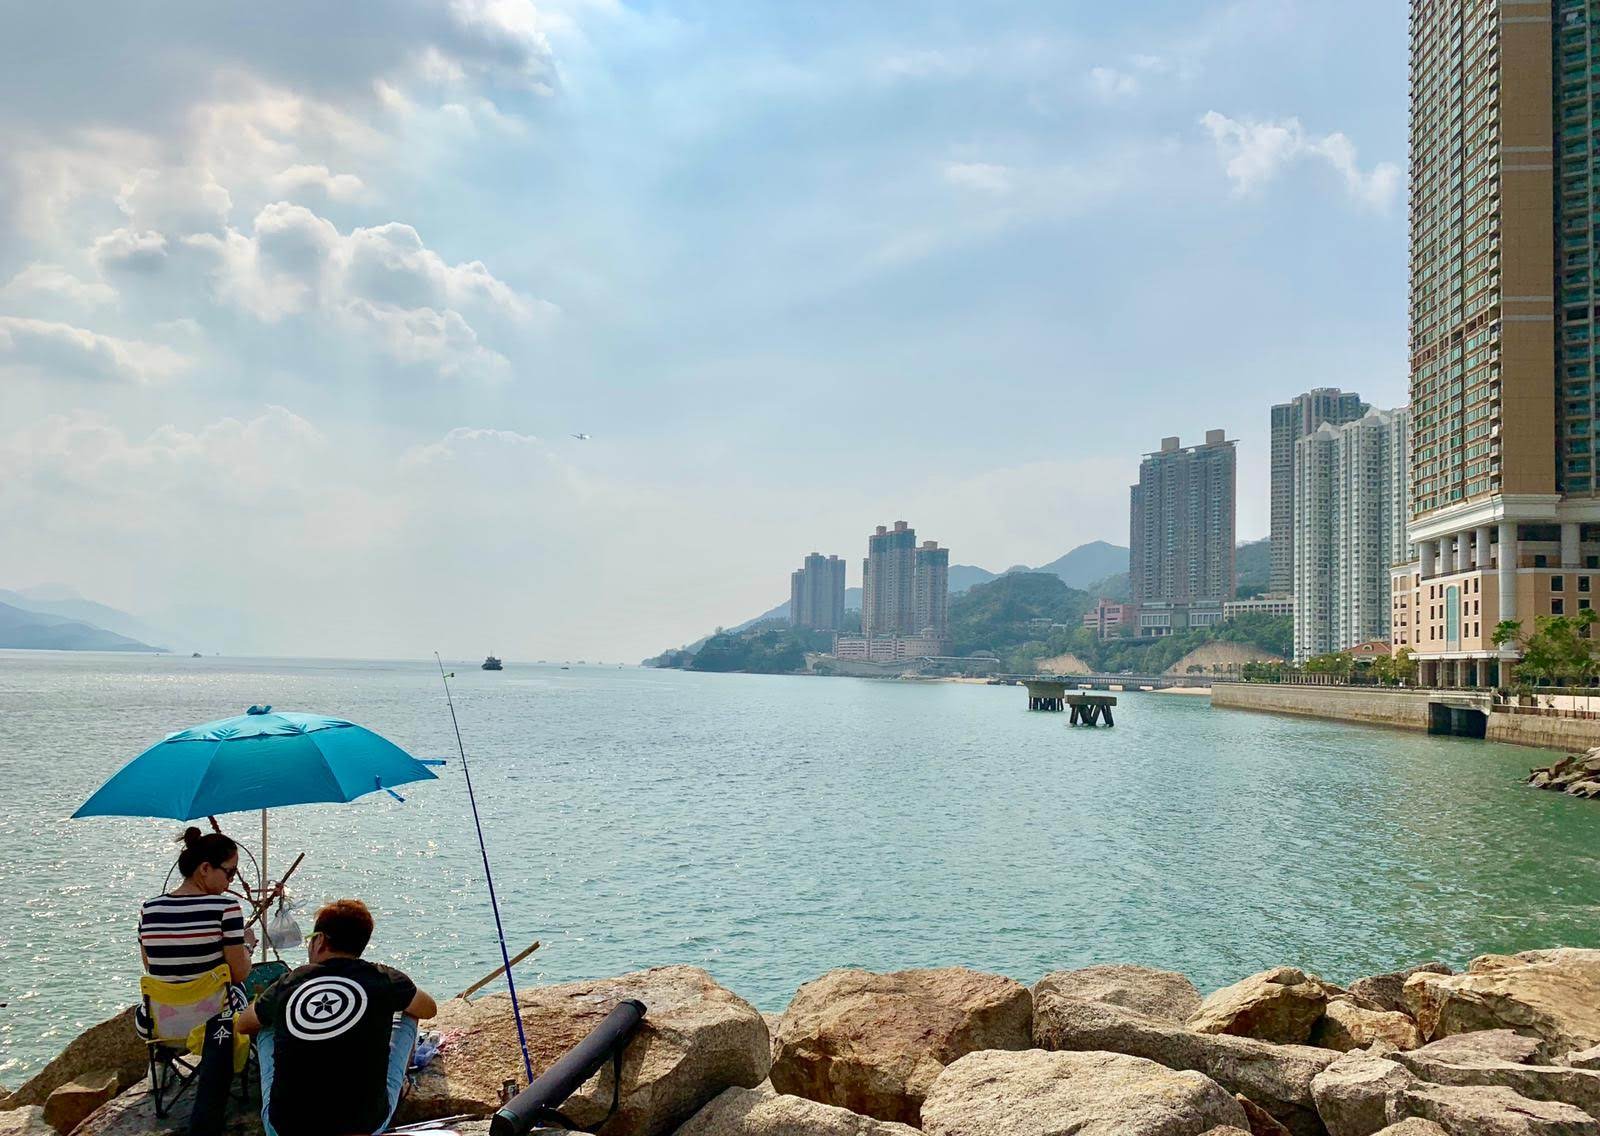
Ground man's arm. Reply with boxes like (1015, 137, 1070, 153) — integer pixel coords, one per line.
(235, 1004, 262, 1036)
(404, 988, 438, 1021)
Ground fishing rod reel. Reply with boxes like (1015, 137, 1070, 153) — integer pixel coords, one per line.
(489, 999, 648, 1136)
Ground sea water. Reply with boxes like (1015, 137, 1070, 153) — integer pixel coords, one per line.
(2, 651, 1596, 1079)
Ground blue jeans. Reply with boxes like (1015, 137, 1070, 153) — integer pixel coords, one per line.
(258, 1016, 418, 1136)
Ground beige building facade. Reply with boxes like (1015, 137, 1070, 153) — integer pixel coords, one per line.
(1399, 0, 1600, 687)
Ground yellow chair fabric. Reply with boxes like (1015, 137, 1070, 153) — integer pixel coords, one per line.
(140, 965, 231, 1050)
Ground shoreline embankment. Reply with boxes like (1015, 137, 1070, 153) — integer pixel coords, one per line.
(10, 949, 1600, 1136)
(1211, 682, 1600, 753)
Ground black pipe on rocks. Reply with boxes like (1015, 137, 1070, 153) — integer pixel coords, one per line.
(489, 1000, 648, 1136)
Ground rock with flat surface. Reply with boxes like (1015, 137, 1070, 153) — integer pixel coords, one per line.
(1202, 1129, 1253, 1136)
(1034, 991, 1335, 1136)
(920, 1048, 1248, 1136)
(1409, 1030, 1544, 1066)
(73, 1087, 263, 1136)
(1313, 1000, 1423, 1053)
(1032, 964, 1202, 1023)
(1348, 965, 1453, 1016)
(1312, 1051, 1417, 1136)
(402, 966, 770, 1136)
(40, 1073, 118, 1136)
(1187, 968, 1331, 1045)
(676, 1085, 920, 1136)
(0, 1109, 53, 1136)
(1393, 1042, 1600, 1119)
(769, 967, 1032, 1126)
(1396, 1081, 1600, 1135)
(1563, 1046, 1600, 1071)
(7, 1010, 147, 1110)
(1371, 1122, 1447, 1136)
(1404, 954, 1600, 1060)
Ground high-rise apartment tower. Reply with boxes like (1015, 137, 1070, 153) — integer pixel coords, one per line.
(862, 522, 950, 640)
(790, 553, 847, 631)
(1129, 430, 1238, 637)
(1294, 408, 1412, 660)
(1396, 0, 1600, 687)
(1271, 388, 1368, 594)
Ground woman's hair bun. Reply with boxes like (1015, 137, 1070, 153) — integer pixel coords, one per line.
(178, 825, 203, 847)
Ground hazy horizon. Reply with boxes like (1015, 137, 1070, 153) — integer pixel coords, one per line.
(0, 1, 1406, 659)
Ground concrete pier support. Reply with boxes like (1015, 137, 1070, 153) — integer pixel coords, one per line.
(1476, 526, 1493, 569)
(1563, 522, 1581, 568)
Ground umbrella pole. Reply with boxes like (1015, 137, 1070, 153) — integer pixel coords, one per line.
(260, 808, 268, 962)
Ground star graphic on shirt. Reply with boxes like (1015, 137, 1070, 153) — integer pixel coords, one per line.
(307, 992, 340, 1018)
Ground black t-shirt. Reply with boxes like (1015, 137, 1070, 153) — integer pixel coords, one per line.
(255, 956, 417, 1135)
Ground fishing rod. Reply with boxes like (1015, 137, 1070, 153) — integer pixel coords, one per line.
(435, 651, 535, 1086)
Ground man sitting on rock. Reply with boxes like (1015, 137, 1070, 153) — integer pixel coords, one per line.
(236, 899, 438, 1136)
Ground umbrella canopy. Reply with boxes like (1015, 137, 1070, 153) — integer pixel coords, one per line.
(73, 706, 439, 822)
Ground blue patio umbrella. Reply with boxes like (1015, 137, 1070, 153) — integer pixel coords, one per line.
(73, 706, 439, 822)
(73, 705, 441, 957)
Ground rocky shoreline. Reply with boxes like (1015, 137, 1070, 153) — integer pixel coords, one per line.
(6, 949, 1600, 1135)
(1529, 747, 1600, 800)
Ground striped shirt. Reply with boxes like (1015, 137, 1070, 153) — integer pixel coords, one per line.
(138, 893, 246, 981)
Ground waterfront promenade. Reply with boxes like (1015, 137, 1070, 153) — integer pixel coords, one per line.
(1212, 680, 1600, 752)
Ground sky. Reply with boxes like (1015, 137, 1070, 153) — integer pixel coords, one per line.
(0, 0, 1410, 660)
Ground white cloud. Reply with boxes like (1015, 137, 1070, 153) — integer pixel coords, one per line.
(440, 0, 558, 93)
(116, 166, 233, 235)
(943, 162, 1015, 195)
(0, 316, 187, 384)
(2, 263, 115, 307)
(1200, 111, 1402, 209)
(340, 299, 512, 381)
(268, 164, 367, 202)
(91, 227, 169, 274)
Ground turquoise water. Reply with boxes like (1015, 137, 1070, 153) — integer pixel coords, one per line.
(2, 652, 1597, 1081)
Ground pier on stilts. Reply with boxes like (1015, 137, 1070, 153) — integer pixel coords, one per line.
(1066, 694, 1115, 727)
(1024, 680, 1116, 726)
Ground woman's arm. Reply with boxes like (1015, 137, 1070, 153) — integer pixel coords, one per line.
(224, 943, 252, 984)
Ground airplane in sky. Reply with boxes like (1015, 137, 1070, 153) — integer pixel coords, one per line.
(571, 433, 590, 441)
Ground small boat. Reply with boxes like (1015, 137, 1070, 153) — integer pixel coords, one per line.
(482, 655, 504, 671)
(191, 652, 202, 658)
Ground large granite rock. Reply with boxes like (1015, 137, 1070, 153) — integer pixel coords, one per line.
(1033, 991, 1335, 1135)
(1393, 1036, 1600, 1118)
(40, 1073, 118, 1136)
(1408, 1030, 1543, 1066)
(768, 968, 1032, 1126)
(1405, 954, 1600, 1061)
(1311, 1050, 1600, 1136)
(1187, 968, 1331, 1045)
(1312, 1051, 1418, 1136)
(675, 1085, 920, 1136)
(73, 1086, 262, 1136)
(921, 1048, 1249, 1136)
(0, 1109, 52, 1136)
(6, 1009, 146, 1110)
(1397, 1081, 1600, 1135)
(1312, 1000, 1423, 1053)
(1564, 1047, 1600, 1071)
(1371, 1123, 1447, 1136)
(403, 966, 770, 1136)
(1348, 966, 1453, 1016)
(1032, 964, 1202, 1023)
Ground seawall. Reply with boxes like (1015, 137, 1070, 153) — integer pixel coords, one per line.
(1211, 682, 1600, 753)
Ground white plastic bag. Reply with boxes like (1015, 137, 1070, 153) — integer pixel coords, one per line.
(265, 901, 303, 949)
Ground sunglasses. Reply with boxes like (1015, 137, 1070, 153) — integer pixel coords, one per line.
(215, 863, 239, 882)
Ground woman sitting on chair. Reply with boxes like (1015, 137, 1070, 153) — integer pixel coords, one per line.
(136, 827, 254, 1028)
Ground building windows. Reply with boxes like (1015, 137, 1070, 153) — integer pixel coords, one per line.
(1554, 598, 1567, 615)
(1582, 576, 1592, 592)
(1554, 575, 1566, 591)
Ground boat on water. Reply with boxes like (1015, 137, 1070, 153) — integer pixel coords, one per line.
(482, 655, 504, 671)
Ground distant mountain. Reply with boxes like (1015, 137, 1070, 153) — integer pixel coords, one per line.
(0, 601, 160, 652)
(0, 587, 172, 650)
(1235, 538, 1272, 597)
(948, 564, 998, 594)
(1027, 541, 1129, 590)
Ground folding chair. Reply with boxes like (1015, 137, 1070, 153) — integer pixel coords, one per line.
(139, 965, 242, 1118)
